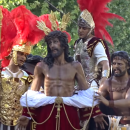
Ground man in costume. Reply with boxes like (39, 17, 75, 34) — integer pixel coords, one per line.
(95, 51, 130, 127)
(18, 12, 102, 130)
(0, 5, 42, 130)
(74, 0, 125, 129)
(74, 0, 125, 91)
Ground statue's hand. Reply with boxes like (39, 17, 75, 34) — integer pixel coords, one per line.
(94, 92, 109, 106)
(94, 114, 108, 129)
(16, 116, 30, 130)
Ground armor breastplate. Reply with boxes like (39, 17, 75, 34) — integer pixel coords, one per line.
(0, 68, 29, 126)
(75, 39, 96, 82)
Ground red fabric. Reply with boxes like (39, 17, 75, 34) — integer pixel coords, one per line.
(77, 0, 125, 45)
(79, 105, 102, 121)
(10, 5, 43, 46)
(22, 107, 36, 118)
(92, 105, 102, 117)
(23, 104, 80, 130)
(0, 6, 17, 67)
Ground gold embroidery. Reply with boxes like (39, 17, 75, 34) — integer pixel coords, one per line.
(95, 110, 101, 113)
(97, 56, 107, 60)
(87, 40, 97, 57)
(83, 113, 90, 117)
(27, 112, 35, 116)
(0, 70, 30, 126)
(30, 107, 35, 110)
(32, 122, 36, 130)
(87, 39, 106, 58)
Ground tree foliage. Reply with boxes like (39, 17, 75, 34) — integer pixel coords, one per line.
(1, 0, 130, 57)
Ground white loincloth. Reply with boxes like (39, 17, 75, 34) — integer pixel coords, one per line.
(90, 80, 99, 91)
(20, 88, 99, 108)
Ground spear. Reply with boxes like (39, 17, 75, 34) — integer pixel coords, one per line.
(44, 0, 77, 25)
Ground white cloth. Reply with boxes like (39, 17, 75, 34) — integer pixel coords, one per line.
(20, 88, 98, 108)
(93, 42, 108, 65)
(90, 80, 99, 91)
(2, 67, 28, 78)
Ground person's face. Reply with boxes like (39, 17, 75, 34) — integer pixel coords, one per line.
(78, 26, 91, 39)
(17, 51, 28, 66)
(112, 57, 128, 77)
(48, 38, 64, 58)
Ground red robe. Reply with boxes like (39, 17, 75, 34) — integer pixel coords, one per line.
(23, 104, 80, 130)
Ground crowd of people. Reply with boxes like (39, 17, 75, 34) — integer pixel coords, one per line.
(0, 0, 130, 130)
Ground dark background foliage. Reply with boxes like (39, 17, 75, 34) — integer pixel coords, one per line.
(1, 0, 130, 57)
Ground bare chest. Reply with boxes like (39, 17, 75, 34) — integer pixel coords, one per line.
(110, 83, 129, 100)
(45, 64, 76, 81)
(112, 91, 127, 100)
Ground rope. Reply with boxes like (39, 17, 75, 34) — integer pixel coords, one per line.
(82, 91, 95, 130)
(62, 91, 95, 130)
(56, 107, 61, 130)
(26, 91, 95, 129)
(26, 91, 55, 125)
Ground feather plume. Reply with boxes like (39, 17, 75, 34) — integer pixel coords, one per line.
(0, 6, 17, 67)
(77, 0, 125, 45)
(11, 5, 43, 46)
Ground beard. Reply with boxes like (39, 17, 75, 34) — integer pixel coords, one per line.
(51, 48, 64, 58)
(113, 68, 127, 77)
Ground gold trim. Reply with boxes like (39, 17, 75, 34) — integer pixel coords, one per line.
(12, 50, 18, 65)
(36, 20, 51, 35)
(60, 13, 70, 31)
(27, 112, 35, 116)
(5, 67, 13, 77)
(13, 45, 31, 54)
(32, 122, 36, 130)
(97, 56, 107, 60)
(36, 11, 70, 35)
(87, 40, 97, 57)
(95, 110, 101, 113)
(49, 11, 58, 31)
(80, 9, 95, 28)
(83, 113, 90, 117)
(87, 39, 107, 57)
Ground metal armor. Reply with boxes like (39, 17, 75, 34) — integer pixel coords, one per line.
(0, 67, 32, 126)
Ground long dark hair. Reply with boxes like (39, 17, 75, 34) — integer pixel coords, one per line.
(43, 31, 74, 68)
(111, 51, 130, 75)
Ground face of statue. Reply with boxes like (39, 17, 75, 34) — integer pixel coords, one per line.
(17, 51, 28, 66)
(78, 18, 92, 39)
(78, 26, 91, 39)
(48, 38, 64, 58)
(112, 56, 129, 77)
